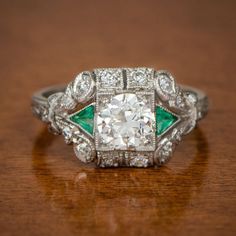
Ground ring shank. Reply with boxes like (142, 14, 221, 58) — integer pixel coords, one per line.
(31, 85, 66, 122)
(32, 84, 208, 122)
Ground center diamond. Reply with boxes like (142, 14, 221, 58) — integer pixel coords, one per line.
(96, 93, 155, 151)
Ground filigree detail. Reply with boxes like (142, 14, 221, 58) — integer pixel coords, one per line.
(32, 103, 48, 123)
(154, 70, 200, 164)
(44, 72, 96, 163)
(47, 92, 64, 134)
(154, 128, 183, 165)
(32, 68, 207, 167)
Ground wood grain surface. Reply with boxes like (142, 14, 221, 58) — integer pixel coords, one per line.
(0, 1, 236, 235)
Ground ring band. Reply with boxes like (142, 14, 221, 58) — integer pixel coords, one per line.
(32, 67, 208, 167)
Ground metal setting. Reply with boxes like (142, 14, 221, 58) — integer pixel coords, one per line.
(68, 102, 96, 138)
(32, 68, 208, 167)
(155, 105, 181, 137)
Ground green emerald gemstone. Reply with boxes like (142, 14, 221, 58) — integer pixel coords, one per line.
(70, 105, 95, 135)
(156, 106, 178, 136)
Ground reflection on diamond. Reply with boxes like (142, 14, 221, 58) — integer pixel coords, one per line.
(158, 74, 175, 94)
(96, 93, 155, 151)
(126, 68, 153, 88)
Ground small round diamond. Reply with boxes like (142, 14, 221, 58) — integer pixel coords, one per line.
(98, 69, 121, 87)
(74, 141, 94, 163)
(130, 156, 149, 167)
(48, 92, 63, 106)
(72, 72, 94, 102)
(130, 70, 147, 85)
(60, 94, 77, 110)
(159, 75, 175, 94)
(62, 126, 73, 143)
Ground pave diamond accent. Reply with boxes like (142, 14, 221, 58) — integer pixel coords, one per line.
(69, 104, 95, 136)
(95, 68, 123, 90)
(96, 92, 155, 151)
(128, 152, 152, 167)
(97, 151, 121, 167)
(97, 151, 153, 167)
(126, 68, 153, 89)
(156, 106, 178, 136)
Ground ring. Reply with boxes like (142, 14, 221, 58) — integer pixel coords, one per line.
(32, 67, 208, 167)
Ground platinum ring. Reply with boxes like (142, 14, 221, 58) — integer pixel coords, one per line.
(32, 67, 208, 167)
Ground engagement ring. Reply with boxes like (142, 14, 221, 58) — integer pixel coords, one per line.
(32, 68, 208, 167)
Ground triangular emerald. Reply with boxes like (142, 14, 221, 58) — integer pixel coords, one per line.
(156, 106, 178, 136)
(69, 105, 95, 135)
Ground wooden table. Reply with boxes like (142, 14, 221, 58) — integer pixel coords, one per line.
(0, 1, 236, 235)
